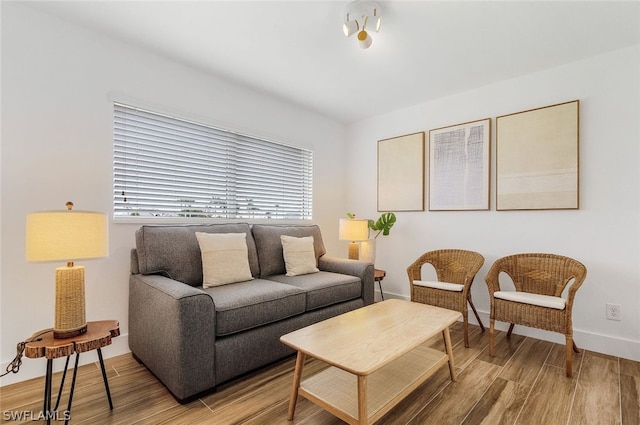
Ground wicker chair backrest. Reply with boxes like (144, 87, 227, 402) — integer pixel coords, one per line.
(408, 249, 484, 285)
(492, 253, 586, 297)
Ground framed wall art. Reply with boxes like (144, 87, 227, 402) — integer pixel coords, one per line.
(428, 118, 491, 211)
(377, 132, 425, 211)
(496, 100, 579, 210)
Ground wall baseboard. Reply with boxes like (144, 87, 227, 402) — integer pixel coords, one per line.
(0, 334, 131, 387)
(377, 290, 640, 362)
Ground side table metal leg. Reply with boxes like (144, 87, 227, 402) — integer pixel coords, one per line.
(64, 353, 80, 425)
(44, 359, 53, 425)
(53, 356, 71, 411)
(97, 348, 113, 410)
(378, 281, 384, 300)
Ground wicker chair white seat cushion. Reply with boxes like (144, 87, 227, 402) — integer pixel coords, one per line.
(494, 291, 566, 310)
(413, 280, 464, 292)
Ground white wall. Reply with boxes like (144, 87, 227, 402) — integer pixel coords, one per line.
(345, 45, 640, 361)
(2, 2, 638, 389)
(0, 3, 347, 385)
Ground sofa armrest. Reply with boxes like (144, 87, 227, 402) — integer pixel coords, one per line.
(129, 273, 216, 402)
(318, 256, 375, 305)
(130, 248, 140, 275)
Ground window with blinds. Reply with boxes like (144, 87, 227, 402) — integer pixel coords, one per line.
(113, 103, 313, 220)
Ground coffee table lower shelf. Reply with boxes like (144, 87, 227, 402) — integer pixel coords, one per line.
(298, 342, 449, 425)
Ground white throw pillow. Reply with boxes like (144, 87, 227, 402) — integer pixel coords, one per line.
(280, 235, 319, 276)
(195, 232, 253, 287)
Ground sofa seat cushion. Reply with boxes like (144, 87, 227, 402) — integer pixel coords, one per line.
(204, 279, 306, 336)
(267, 271, 361, 311)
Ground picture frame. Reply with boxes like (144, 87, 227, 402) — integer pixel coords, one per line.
(377, 132, 425, 212)
(496, 100, 579, 210)
(428, 118, 491, 211)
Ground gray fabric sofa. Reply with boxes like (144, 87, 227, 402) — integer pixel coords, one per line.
(129, 223, 374, 402)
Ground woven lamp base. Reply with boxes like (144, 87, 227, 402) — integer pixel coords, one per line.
(54, 265, 87, 339)
(347, 242, 360, 260)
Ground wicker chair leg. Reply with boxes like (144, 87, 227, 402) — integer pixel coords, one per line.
(463, 311, 470, 348)
(572, 339, 580, 354)
(468, 298, 485, 332)
(489, 319, 495, 356)
(565, 336, 574, 377)
(506, 323, 515, 338)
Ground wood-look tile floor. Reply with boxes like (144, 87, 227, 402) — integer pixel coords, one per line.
(1, 322, 638, 424)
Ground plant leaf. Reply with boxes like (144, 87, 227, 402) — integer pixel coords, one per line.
(371, 212, 396, 236)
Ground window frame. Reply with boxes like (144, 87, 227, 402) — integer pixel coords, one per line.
(113, 102, 314, 222)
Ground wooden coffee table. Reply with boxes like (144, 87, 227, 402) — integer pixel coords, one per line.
(280, 299, 461, 425)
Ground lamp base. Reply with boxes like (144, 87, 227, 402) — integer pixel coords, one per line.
(54, 265, 87, 340)
(347, 242, 360, 260)
(54, 326, 87, 339)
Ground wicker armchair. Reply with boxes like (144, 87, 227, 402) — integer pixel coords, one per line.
(485, 253, 587, 377)
(407, 249, 485, 347)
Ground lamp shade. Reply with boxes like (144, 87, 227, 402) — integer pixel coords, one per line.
(26, 210, 109, 262)
(338, 218, 369, 241)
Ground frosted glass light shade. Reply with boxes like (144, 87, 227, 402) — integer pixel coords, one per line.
(357, 30, 372, 49)
(343, 19, 359, 37)
(368, 9, 381, 32)
(338, 218, 369, 241)
(26, 210, 109, 262)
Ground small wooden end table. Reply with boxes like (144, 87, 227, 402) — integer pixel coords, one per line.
(24, 320, 120, 425)
(374, 269, 386, 300)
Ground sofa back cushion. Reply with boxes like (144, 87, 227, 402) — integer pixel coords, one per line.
(252, 224, 326, 278)
(135, 223, 260, 286)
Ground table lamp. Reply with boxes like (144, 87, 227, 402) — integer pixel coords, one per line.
(26, 202, 108, 339)
(338, 218, 369, 260)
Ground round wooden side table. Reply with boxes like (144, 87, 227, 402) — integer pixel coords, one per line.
(24, 320, 120, 425)
(374, 269, 386, 300)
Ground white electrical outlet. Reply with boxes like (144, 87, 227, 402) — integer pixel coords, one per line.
(606, 303, 621, 321)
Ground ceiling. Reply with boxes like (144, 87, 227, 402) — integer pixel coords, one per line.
(25, 1, 640, 124)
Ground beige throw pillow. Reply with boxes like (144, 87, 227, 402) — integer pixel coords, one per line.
(195, 232, 253, 287)
(281, 235, 319, 276)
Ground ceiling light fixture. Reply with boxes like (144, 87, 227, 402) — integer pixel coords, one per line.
(342, 0, 382, 49)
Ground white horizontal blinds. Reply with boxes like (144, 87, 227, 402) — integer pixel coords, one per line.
(235, 134, 313, 219)
(113, 104, 232, 218)
(113, 103, 313, 220)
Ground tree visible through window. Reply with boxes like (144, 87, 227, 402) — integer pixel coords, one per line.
(113, 103, 313, 220)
